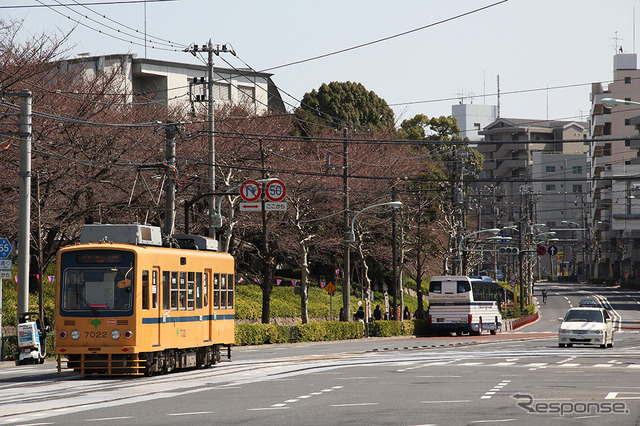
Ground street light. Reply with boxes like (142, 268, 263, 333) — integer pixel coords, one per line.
(344, 201, 402, 326)
(345, 201, 403, 243)
(457, 228, 501, 275)
(601, 97, 640, 107)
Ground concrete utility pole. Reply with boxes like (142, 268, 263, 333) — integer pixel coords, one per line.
(392, 186, 399, 320)
(184, 41, 235, 239)
(164, 123, 178, 237)
(207, 40, 216, 240)
(17, 90, 32, 322)
(342, 127, 351, 321)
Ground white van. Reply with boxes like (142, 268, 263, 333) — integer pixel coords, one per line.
(428, 276, 503, 336)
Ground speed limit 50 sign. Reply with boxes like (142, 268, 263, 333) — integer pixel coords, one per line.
(265, 179, 286, 202)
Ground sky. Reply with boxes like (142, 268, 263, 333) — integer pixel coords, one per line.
(4, 0, 640, 126)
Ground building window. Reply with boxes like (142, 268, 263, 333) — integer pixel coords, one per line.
(603, 143, 612, 156)
(238, 85, 255, 104)
(474, 123, 481, 130)
(573, 185, 582, 193)
(546, 166, 556, 172)
(625, 76, 632, 84)
(625, 118, 631, 126)
(214, 82, 230, 100)
(572, 166, 582, 174)
(546, 184, 556, 191)
(626, 139, 631, 146)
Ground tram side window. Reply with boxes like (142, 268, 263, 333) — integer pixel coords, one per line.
(187, 272, 195, 310)
(142, 270, 149, 310)
(213, 274, 220, 309)
(203, 272, 209, 308)
(171, 271, 179, 310)
(163, 271, 171, 310)
(220, 274, 227, 309)
(196, 272, 203, 309)
(152, 270, 158, 309)
(180, 272, 187, 310)
(228, 274, 234, 308)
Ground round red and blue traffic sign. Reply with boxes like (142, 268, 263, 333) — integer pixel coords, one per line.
(265, 179, 286, 202)
(240, 180, 261, 202)
(536, 245, 547, 256)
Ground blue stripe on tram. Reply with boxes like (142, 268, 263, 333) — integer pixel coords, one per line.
(142, 314, 235, 324)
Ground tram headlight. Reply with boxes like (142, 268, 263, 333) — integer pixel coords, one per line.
(111, 329, 121, 340)
(59, 330, 68, 339)
(70, 330, 81, 340)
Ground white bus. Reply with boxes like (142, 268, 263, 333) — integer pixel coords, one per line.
(428, 276, 503, 336)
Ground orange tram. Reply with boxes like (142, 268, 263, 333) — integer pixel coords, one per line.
(55, 224, 235, 376)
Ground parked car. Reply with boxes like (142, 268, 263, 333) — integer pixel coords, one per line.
(558, 307, 614, 348)
(579, 298, 599, 308)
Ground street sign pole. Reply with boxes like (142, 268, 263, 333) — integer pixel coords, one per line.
(0, 238, 14, 349)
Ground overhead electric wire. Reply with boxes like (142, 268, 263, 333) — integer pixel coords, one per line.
(1, 0, 174, 8)
(257, 0, 509, 73)
(34, 0, 183, 52)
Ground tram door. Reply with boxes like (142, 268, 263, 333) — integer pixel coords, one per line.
(152, 267, 161, 346)
(206, 269, 213, 341)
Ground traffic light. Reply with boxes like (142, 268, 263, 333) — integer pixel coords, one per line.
(499, 247, 519, 256)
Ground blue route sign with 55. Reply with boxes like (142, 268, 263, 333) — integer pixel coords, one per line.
(0, 238, 13, 258)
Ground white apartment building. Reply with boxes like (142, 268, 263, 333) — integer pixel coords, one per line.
(59, 54, 285, 115)
(451, 103, 498, 141)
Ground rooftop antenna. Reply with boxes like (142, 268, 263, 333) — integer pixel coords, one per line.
(483, 70, 486, 105)
(612, 31, 623, 53)
(496, 75, 501, 118)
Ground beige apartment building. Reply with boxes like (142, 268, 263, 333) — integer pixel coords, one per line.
(589, 53, 640, 280)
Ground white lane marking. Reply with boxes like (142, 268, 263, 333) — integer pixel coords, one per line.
(85, 417, 133, 422)
(167, 411, 213, 416)
(422, 400, 471, 404)
(330, 402, 379, 407)
(247, 407, 289, 411)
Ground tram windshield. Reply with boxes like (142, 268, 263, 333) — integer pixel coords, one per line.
(60, 250, 135, 316)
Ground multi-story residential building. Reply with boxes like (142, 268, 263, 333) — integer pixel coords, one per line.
(476, 118, 588, 276)
(59, 54, 285, 115)
(589, 53, 640, 281)
(451, 103, 498, 141)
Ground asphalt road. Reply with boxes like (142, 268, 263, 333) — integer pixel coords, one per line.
(2, 281, 640, 425)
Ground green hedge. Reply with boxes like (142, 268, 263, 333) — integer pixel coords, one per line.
(234, 320, 430, 346)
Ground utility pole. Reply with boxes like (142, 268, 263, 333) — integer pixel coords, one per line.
(17, 90, 32, 322)
(342, 127, 351, 321)
(392, 186, 399, 320)
(184, 41, 235, 239)
(164, 123, 178, 237)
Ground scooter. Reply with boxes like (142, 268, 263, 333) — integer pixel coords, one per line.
(16, 312, 48, 365)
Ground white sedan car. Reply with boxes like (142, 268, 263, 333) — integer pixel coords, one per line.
(558, 307, 614, 348)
